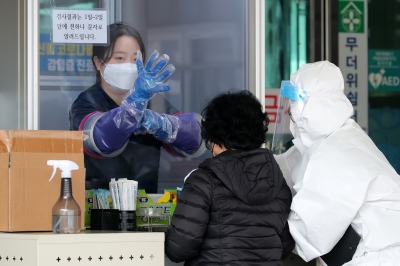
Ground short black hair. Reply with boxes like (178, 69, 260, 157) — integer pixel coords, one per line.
(92, 22, 146, 84)
(201, 90, 269, 151)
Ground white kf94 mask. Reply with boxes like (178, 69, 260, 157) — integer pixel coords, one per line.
(101, 63, 138, 92)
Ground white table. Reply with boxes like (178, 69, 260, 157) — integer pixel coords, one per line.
(0, 231, 164, 265)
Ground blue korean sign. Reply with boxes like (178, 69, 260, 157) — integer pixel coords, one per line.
(40, 33, 94, 73)
(368, 49, 400, 92)
(339, 0, 369, 132)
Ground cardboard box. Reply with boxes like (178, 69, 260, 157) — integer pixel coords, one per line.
(0, 130, 85, 232)
(0, 131, 9, 231)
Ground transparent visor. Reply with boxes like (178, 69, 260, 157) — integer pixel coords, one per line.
(271, 81, 306, 154)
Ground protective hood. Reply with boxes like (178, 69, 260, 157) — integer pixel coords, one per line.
(289, 61, 354, 147)
(199, 149, 284, 205)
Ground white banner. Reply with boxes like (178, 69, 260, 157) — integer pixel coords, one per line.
(338, 0, 368, 132)
(52, 9, 108, 44)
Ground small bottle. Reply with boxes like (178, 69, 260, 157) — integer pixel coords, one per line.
(48, 160, 81, 234)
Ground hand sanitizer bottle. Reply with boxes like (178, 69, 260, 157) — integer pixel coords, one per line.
(48, 160, 81, 234)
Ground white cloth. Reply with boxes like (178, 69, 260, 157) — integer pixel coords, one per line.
(275, 61, 400, 265)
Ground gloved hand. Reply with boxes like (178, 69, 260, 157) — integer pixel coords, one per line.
(137, 109, 204, 157)
(125, 50, 175, 110)
(138, 109, 179, 143)
(83, 50, 176, 157)
(79, 50, 177, 157)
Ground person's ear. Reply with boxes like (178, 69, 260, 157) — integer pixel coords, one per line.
(93, 56, 103, 71)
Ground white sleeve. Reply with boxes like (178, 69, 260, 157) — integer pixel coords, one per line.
(274, 145, 300, 197)
(288, 153, 371, 262)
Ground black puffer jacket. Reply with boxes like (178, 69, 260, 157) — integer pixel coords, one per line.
(165, 148, 294, 266)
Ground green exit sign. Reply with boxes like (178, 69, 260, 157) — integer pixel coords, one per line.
(339, 1, 364, 33)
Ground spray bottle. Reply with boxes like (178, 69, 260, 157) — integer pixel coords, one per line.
(48, 160, 81, 234)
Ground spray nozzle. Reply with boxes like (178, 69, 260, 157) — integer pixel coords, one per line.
(48, 160, 79, 182)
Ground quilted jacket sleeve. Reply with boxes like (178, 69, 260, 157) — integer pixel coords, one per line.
(165, 169, 212, 262)
(280, 221, 295, 259)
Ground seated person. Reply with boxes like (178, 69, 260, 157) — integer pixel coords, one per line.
(165, 90, 294, 265)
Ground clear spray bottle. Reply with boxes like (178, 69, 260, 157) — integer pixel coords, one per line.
(48, 160, 81, 234)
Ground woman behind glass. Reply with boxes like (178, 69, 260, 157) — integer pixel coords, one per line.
(69, 22, 205, 193)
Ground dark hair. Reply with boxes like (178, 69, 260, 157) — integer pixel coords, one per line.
(201, 90, 269, 151)
(92, 22, 146, 84)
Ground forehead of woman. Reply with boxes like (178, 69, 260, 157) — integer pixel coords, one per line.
(111, 35, 140, 57)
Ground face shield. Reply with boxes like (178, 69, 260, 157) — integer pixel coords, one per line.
(271, 81, 306, 154)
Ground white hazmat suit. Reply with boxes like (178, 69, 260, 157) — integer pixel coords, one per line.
(275, 61, 400, 265)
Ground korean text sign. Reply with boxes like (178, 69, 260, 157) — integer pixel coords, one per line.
(338, 0, 368, 132)
(40, 34, 93, 73)
(52, 9, 108, 44)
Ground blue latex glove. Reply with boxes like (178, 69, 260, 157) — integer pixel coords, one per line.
(137, 109, 203, 156)
(125, 50, 175, 110)
(138, 109, 179, 143)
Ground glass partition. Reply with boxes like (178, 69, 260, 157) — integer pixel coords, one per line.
(39, 0, 249, 192)
(265, 1, 316, 265)
(265, 0, 309, 154)
(265, 0, 309, 89)
(368, 0, 400, 173)
(39, 0, 99, 130)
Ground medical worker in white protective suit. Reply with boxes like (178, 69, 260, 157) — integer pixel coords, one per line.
(273, 61, 400, 266)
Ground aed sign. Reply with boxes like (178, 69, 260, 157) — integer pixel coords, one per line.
(368, 50, 400, 92)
